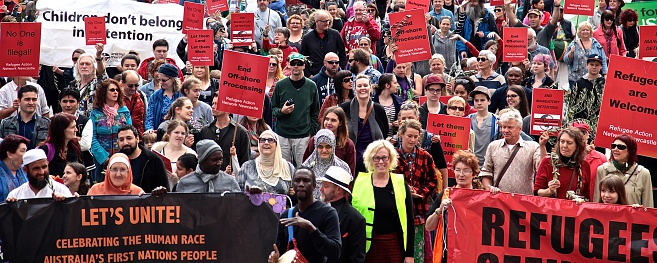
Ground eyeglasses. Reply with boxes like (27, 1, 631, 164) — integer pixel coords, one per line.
(159, 78, 171, 83)
(316, 19, 331, 24)
(611, 143, 627, 150)
(108, 88, 119, 93)
(454, 168, 473, 175)
(326, 60, 339, 65)
(425, 88, 441, 94)
(289, 61, 305, 67)
(259, 137, 277, 144)
(367, 8, 375, 12)
(506, 94, 519, 98)
(448, 106, 465, 111)
(269, 63, 278, 67)
(126, 84, 139, 89)
(372, 156, 390, 162)
(110, 167, 129, 174)
(343, 77, 353, 82)
(477, 57, 488, 62)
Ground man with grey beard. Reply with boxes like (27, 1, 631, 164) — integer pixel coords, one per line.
(455, 0, 499, 59)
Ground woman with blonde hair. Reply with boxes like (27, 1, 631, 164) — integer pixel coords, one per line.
(190, 65, 219, 105)
(564, 21, 607, 85)
(445, 96, 475, 150)
(152, 120, 198, 188)
(424, 54, 454, 93)
(266, 54, 285, 97)
(145, 64, 182, 133)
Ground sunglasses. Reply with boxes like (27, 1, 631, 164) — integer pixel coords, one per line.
(506, 94, 519, 98)
(159, 78, 171, 83)
(611, 143, 627, 150)
(72, 57, 79, 62)
(259, 137, 277, 144)
(269, 62, 278, 67)
(326, 60, 339, 65)
(126, 84, 139, 89)
(108, 88, 119, 93)
(290, 61, 305, 67)
(448, 106, 465, 111)
(477, 57, 488, 62)
(359, 43, 370, 47)
(494, 9, 503, 12)
(348, 58, 355, 63)
(604, 17, 614, 22)
(343, 77, 353, 82)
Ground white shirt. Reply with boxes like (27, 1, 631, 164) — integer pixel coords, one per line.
(0, 81, 51, 118)
(7, 178, 73, 199)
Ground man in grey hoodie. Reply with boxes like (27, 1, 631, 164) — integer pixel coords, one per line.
(175, 139, 240, 193)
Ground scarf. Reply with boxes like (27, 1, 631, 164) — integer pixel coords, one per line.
(612, 159, 630, 174)
(302, 129, 352, 199)
(88, 153, 142, 195)
(348, 99, 383, 143)
(550, 153, 583, 196)
(103, 103, 120, 126)
(256, 130, 291, 186)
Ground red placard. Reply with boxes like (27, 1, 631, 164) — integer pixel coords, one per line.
(405, 0, 428, 13)
(419, 96, 427, 105)
(426, 113, 470, 178)
(216, 50, 269, 118)
(596, 55, 657, 158)
(639, 25, 657, 58)
(502, 27, 528, 62)
(183, 2, 204, 34)
(389, 9, 431, 64)
(84, 16, 106, 45)
(530, 88, 564, 135)
(448, 188, 657, 262)
(152, 150, 172, 173)
(158, 0, 178, 3)
(489, 0, 515, 5)
(439, 95, 453, 105)
(0, 22, 41, 77)
(207, 0, 229, 15)
(563, 0, 595, 16)
(187, 29, 214, 66)
(231, 13, 254, 47)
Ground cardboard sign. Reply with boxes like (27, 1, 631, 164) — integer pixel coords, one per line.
(158, 0, 179, 3)
(0, 22, 41, 77)
(389, 9, 431, 64)
(216, 50, 269, 118)
(639, 25, 657, 58)
(187, 29, 214, 66)
(597, 55, 657, 158)
(563, 0, 595, 16)
(502, 27, 528, 62)
(207, 0, 229, 15)
(405, 0, 428, 13)
(183, 2, 204, 33)
(84, 16, 106, 45)
(231, 13, 254, 47)
(530, 88, 564, 135)
(426, 113, 470, 178)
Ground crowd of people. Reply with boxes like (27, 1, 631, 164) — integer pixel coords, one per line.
(0, 0, 655, 262)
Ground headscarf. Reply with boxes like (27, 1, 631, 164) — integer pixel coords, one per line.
(256, 130, 291, 186)
(302, 129, 352, 199)
(88, 153, 143, 195)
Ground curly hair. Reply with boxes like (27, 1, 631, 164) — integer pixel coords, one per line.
(452, 150, 483, 189)
(363, 140, 398, 172)
(94, 79, 124, 109)
(554, 127, 587, 164)
(148, 59, 167, 80)
(619, 9, 638, 27)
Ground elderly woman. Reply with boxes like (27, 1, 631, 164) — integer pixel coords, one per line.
(144, 64, 183, 133)
(426, 150, 483, 263)
(534, 127, 591, 200)
(594, 134, 653, 208)
(445, 97, 475, 150)
(88, 153, 144, 195)
(263, 27, 298, 69)
(564, 21, 607, 85)
(470, 50, 505, 91)
(352, 139, 414, 263)
(302, 129, 352, 199)
(237, 130, 294, 194)
(0, 135, 29, 200)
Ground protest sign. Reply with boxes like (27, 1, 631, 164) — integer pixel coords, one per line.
(389, 9, 431, 64)
(419, 96, 427, 106)
(207, 0, 229, 15)
(502, 27, 528, 62)
(426, 113, 470, 178)
(37, 0, 185, 67)
(530, 88, 564, 136)
(563, 0, 595, 16)
(84, 16, 106, 45)
(639, 25, 657, 58)
(447, 188, 657, 262)
(0, 194, 279, 262)
(628, 1, 657, 26)
(217, 50, 269, 118)
(158, 0, 179, 3)
(187, 29, 214, 66)
(489, 0, 515, 6)
(0, 22, 41, 77)
(231, 13, 254, 47)
(405, 0, 428, 13)
(183, 2, 204, 33)
(597, 55, 657, 158)
(439, 95, 453, 105)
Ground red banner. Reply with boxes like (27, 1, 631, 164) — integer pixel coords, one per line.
(405, 0, 429, 13)
(440, 95, 453, 105)
(187, 29, 214, 66)
(639, 26, 657, 58)
(84, 16, 106, 45)
(596, 55, 657, 158)
(447, 188, 657, 262)
(389, 9, 431, 64)
(231, 13, 254, 47)
(0, 22, 41, 77)
(426, 114, 470, 178)
(183, 2, 204, 34)
(216, 50, 268, 118)
(502, 27, 528, 62)
(207, 0, 229, 15)
(530, 88, 564, 136)
(563, 0, 595, 16)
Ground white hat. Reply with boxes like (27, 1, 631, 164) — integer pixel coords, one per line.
(23, 149, 47, 166)
(318, 166, 353, 194)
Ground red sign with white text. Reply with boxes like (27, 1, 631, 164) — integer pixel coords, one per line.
(158, 0, 178, 3)
(207, 0, 229, 15)
(503, 27, 528, 62)
(84, 16, 106, 45)
(426, 114, 470, 178)
(231, 13, 255, 47)
(639, 26, 657, 58)
(183, 2, 204, 33)
(405, 0, 428, 13)
(597, 55, 657, 158)
(563, 0, 595, 16)
(389, 9, 431, 64)
(187, 30, 214, 66)
(530, 88, 564, 135)
(489, 0, 515, 5)
(0, 22, 41, 77)
(216, 50, 269, 118)
(448, 188, 657, 262)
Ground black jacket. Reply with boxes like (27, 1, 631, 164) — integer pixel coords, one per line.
(134, 145, 170, 192)
(300, 28, 347, 76)
(197, 120, 251, 171)
(328, 198, 366, 263)
(0, 114, 50, 149)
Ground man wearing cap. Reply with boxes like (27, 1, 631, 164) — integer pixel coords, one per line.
(505, 0, 561, 49)
(419, 75, 447, 129)
(6, 149, 72, 201)
(467, 86, 498, 166)
(175, 139, 240, 193)
(319, 166, 366, 263)
(272, 53, 320, 167)
(571, 54, 605, 121)
(571, 121, 605, 194)
(137, 39, 184, 81)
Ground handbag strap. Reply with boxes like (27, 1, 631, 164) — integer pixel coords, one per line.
(287, 206, 295, 244)
(494, 144, 521, 188)
(357, 103, 374, 138)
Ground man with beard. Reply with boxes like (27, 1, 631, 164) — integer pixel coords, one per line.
(348, 48, 380, 85)
(488, 67, 532, 113)
(319, 166, 366, 263)
(271, 53, 320, 166)
(6, 149, 72, 201)
(506, 0, 561, 49)
(117, 125, 169, 192)
(312, 52, 342, 104)
(269, 167, 342, 263)
(455, 0, 499, 59)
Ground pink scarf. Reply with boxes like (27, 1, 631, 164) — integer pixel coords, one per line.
(103, 103, 119, 126)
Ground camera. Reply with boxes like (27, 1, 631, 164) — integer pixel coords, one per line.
(285, 98, 294, 106)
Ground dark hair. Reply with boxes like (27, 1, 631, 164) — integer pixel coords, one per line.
(18, 85, 38, 99)
(366, 3, 379, 18)
(94, 79, 124, 109)
(239, 114, 268, 138)
(59, 88, 81, 102)
(152, 39, 169, 50)
(612, 134, 638, 166)
(118, 125, 140, 138)
(375, 73, 395, 94)
(453, 77, 475, 95)
(598, 175, 629, 205)
(177, 153, 198, 171)
(393, 3, 405, 12)
(294, 166, 316, 185)
(507, 85, 530, 118)
(164, 97, 192, 121)
(66, 162, 89, 195)
(333, 70, 355, 104)
(43, 113, 81, 159)
(619, 9, 638, 27)
(121, 54, 141, 67)
(554, 127, 586, 164)
(600, 10, 621, 51)
(350, 48, 369, 65)
(322, 106, 349, 148)
(0, 134, 30, 160)
(326, 1, 338, 8)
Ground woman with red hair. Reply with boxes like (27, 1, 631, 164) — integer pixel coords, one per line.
(39, 113, 82, 178)
(620, 9, 639, 58)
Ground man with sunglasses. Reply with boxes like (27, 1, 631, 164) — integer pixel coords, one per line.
(300, 10, 347, 77)
(120, 70, 147, 135)
(312, 52, 342, 104)
(505, 0, 562, 49)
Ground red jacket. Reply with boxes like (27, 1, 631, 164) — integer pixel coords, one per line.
(340, 16, 381, 54)
(123, 93, 146, 135)
(137, 57, 184, 81)
(262, 39, 298, 69)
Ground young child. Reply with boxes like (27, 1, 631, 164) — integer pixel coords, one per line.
(597, 175, 628, 205)
(143, 133, 157, 150)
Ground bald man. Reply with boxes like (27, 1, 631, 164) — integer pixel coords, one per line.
(312, 52, 342, 103)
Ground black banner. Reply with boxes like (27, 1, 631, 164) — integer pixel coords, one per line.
(0, 193, 279, 262)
